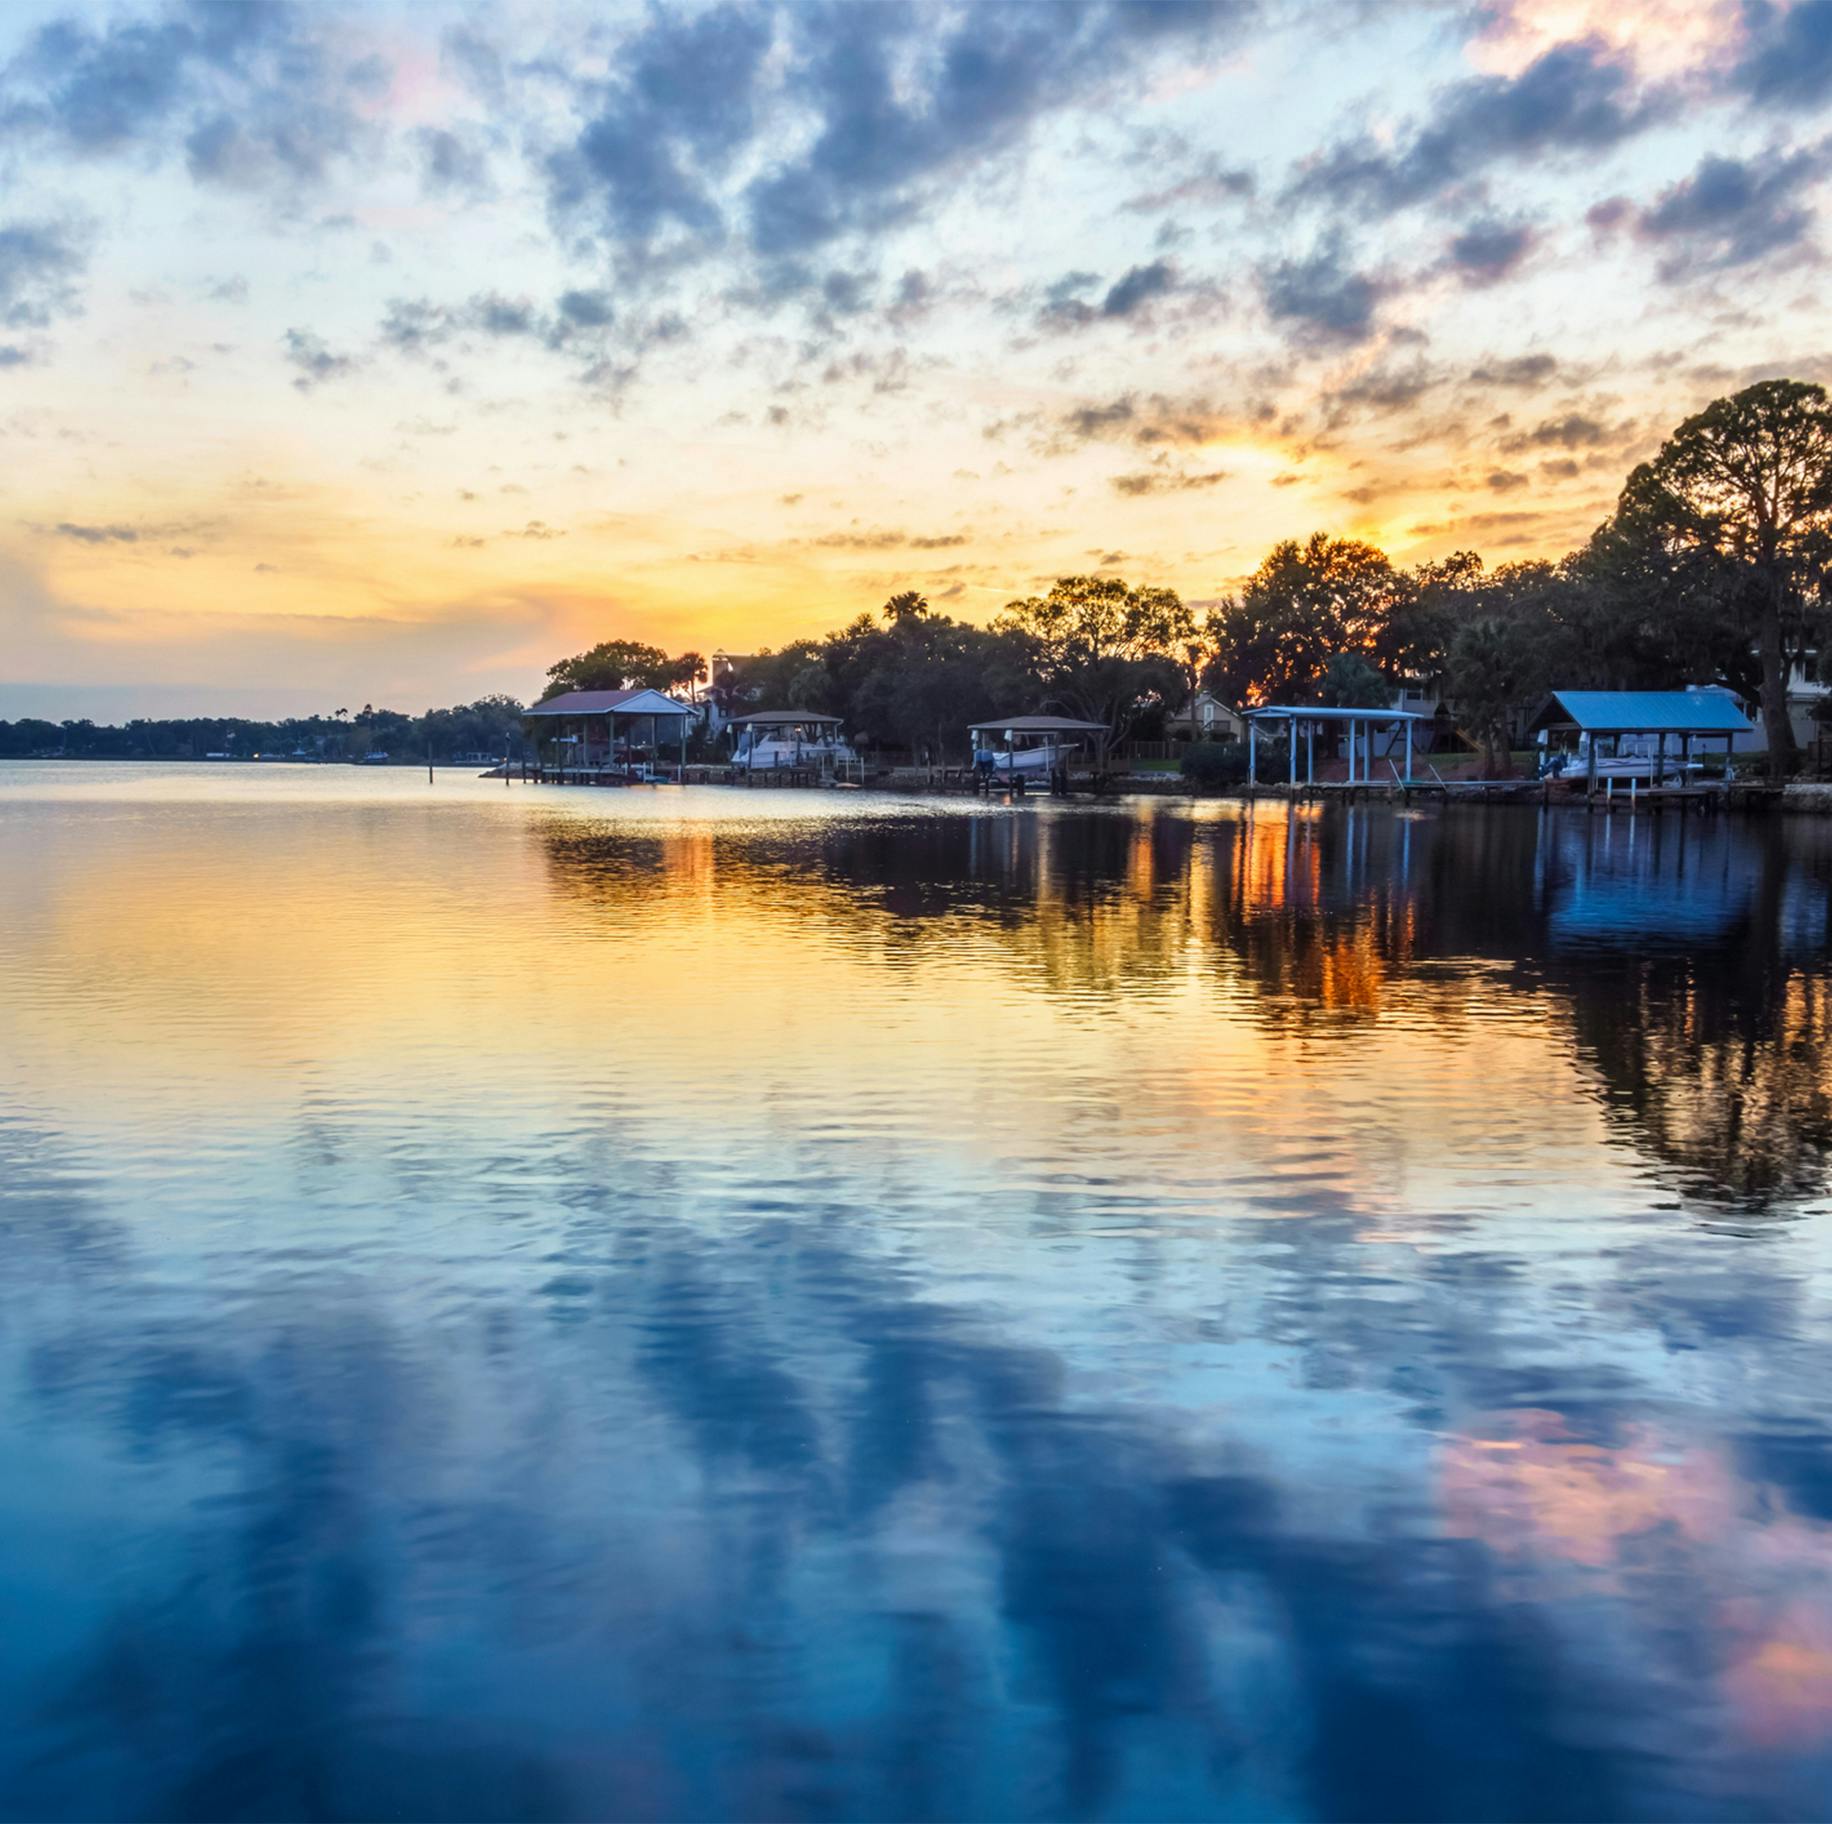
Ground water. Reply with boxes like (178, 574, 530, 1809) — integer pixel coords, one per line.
(1, 763, 1830, 1821)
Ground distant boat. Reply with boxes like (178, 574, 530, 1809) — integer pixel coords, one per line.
(356, 752, 390, 766)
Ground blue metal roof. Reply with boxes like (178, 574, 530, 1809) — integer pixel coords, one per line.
(1533, 690, 1753, 734)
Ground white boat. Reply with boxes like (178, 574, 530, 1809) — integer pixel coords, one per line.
(969, 715, 1111, 780)
(729, 711, 856, 774)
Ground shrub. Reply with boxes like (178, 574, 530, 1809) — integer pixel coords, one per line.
(1180, 739, 1253, 786)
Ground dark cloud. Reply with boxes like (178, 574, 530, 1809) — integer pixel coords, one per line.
(1062, 396, 1137, 440)
(547, 3, 773, 253)
(0, 219, 88, 330)
(1469, 353, 1559, 387)
(1736, 0, 1832, 110)
(1039, 260, 1178, 330)
(1498, 412, 1618, 453)
(1632, 150, 1823, 272)
(1100, 260, 1177, 318)
(556, 288, 615, 331)
(548, 2, 1244, 269)
(1445, 218, 1537, 286)
(283, 327, 359, 391)
(505, 520, 565, 540)
(0, 343, 31, 368)
(1124, 158, 1255, 214)
(1, 5, 378, 195)
(416, 126, 492, 197)
(806, 526, 965, 550)
(1260, 238, 1385, 344)
(1322, 359, 1439, 423)
(51, 521, 138, 544)
(1111, 467, 1229, 495)
(1486, 469, 1530, 492)
(1296, 42, 1661, 215)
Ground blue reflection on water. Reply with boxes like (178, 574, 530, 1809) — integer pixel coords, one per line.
(1, 771, 1831, 1820)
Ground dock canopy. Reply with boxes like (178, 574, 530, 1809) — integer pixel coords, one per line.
(523, 687, 693, 778)
(1244, 702, 1430, 788)
(1528, 689, 1752, 796)
(1527, 689, 1752, 737)
(969, 715, 1109, 736)
(728, 710, 843, 727)
(525, 688, 692, 721)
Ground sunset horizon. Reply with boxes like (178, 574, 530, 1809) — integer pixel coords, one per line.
(5, 0, 1824, 719)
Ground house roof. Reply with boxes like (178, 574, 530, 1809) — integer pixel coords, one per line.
(728, 710, 843, 726)
(968, 715, 1110, 734)
(1528, 689, 1753, 735)
(1245, 704, 1431, 722)
(524, 688, 692, 719)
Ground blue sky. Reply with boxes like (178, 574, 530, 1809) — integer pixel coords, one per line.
(2, 0, 1829, 716)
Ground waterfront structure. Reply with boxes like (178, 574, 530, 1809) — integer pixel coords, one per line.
(523, 688, 694, 778)
(968, 714, 1111, 778)
(728, 710, 854, 775)
(1244, 704, 1431, 788)
(1167, 691, 1246, 743)
(1528, 690, 1754, 798)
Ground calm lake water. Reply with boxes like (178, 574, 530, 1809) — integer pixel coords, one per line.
(2, 763, 1831, 1822)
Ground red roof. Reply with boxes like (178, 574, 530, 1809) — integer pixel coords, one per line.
(525, 688, 691, 718)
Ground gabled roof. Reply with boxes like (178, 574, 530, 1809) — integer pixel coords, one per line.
(968, 714, 1110, 734)
(729, 709, 843, 726)
(525, 688, 693, 719)
(1529, 689, 1753, 735)
(1245, 704, 1430, 721)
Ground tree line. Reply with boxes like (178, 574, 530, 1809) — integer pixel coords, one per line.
(545, 379, 1832, 777)
(0, 697, 530, 763)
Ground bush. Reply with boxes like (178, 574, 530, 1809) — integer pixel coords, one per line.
(1180, 739, 1253, 786)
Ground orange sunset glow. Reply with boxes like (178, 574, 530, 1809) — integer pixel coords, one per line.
(4, 0, 1828, 718)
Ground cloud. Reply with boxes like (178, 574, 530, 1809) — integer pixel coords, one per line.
(546, 2, 774, 255)
(0, 219, 88, 330)
(1100, 260, 1178, 319)
(1, 5, 380, 196)
(50, 521, 138, 544)
(1039, 259, 1179, 330)
(283, 327, 360, 391)
(1295, 41, 1663, 215)
(504, 520, 565, 539)
(1260, 238, 1386, 344)
(1736, 1, 1832, 109)
(1470, 353, 1559, 387)
(1445, 218, 1538, 286)
(1124, 158, 1255, 214)
(806, 526, 966, 550)
(1110, 468, 1229, 495)
(547, 2, 1245, 270)
(1486, 468, 1530, 491)
(1498, 411, 1620, 452)
(416, 125, 492, 197)
(1631, 149, 1823, 271)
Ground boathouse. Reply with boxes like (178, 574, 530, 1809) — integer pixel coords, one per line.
(522, 688, 694, 780)
(1528, 690, 1753, 797)
(1244, 704, 1431, 788)
(727, 710, 852, 775)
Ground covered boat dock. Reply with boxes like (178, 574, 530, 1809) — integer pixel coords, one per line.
(522, 687, 694, 783)
(1245, 704, 1431, 790)
(1529, 690, 1753, 800)
(968, 715, 1111, 792)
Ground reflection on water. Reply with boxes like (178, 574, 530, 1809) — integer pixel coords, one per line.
(2, 765, 1831, 1820)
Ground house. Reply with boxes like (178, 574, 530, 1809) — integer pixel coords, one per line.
(1167, 690, 1245, 742)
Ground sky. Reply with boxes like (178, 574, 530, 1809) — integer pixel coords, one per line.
(2, 0, 1830, 719)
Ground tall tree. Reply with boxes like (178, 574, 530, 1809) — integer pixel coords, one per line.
(1206, 534, 1403, 706)
(1612, 379, 1832, 774)
(544, 639, 686, 698)
(995, 576, 1188, 737)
